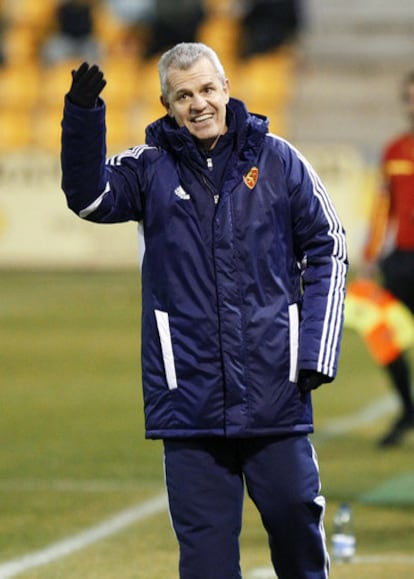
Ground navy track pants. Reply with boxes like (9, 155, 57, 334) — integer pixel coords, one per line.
(164, 435, 330, 579)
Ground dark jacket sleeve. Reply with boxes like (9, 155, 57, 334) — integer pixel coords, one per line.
(60, 97, 143, 223)
(284, 141, 348, 378)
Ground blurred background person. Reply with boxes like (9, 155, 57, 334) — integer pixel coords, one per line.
(144, 0, 206, 58)
(238, 0, 303, 58)
(104, 0, 155, 24)
(103, 0, 155, 56)
(362, 70, 414, 447)
(41, 0, 102, 66)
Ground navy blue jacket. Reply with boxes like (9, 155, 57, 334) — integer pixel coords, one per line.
(61, 96, 348, 439)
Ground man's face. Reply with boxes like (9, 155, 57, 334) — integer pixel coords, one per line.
(161, 57, 230, 150)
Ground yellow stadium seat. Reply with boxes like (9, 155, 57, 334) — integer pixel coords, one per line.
(38, 60, 80, 109)
(238, 48, 295, 109)
(129, 105, 152, 144)
(94, 6, 150, 59)
(32, 105, 64, 153)
(0, 109, 33, 151)
(136, 56, 162, 105)
(198, 15, 240, 65)
(5, 0, 56, 28)
(2, 23, 39, 64)
(236, 48, 296, 136)
(0, 63, 41, 110)
(4, 0, 56, 63)
(102, 56, 142, 107)
(105, 107, 135, 152)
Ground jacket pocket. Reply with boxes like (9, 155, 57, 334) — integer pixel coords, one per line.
(288, 303, 299, 382)
(154, 309, 178, 390)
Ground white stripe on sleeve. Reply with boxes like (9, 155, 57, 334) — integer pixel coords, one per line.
(79, 181, 111, 219)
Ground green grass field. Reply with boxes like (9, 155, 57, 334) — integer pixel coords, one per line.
(1, 270, 413, 578)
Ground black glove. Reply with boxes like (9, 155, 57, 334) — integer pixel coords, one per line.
(297, 370, 328, 394)
(67, 62, 106, 108)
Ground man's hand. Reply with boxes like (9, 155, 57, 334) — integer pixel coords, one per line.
(67, 62, 106, 108)
(297, 370, 329, 394)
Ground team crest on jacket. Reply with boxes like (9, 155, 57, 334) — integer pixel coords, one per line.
(243, 166, 259, 189)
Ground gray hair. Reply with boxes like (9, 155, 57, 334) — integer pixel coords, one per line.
(158, 42, 226, 99)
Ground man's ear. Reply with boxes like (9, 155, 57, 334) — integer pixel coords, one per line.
(224, 78, 230, 104)
(160, 95, 173, 116)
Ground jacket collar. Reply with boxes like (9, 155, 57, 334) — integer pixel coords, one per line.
(145, 98, 269, 168)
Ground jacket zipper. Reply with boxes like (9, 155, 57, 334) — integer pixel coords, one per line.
(206, 157, 219, 204)
(187, 156, 219, 205)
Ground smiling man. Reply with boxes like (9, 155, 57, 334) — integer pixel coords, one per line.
(159, 53, 230, 150)
(60, 43, 348, 579)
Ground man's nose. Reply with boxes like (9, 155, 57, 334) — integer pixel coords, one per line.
(191, 94, 207, 109)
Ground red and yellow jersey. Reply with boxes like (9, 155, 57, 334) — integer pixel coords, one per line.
(364, 133, 414, 260)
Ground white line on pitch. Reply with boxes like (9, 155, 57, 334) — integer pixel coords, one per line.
(0, 492, 168, 579)
(0, 479, 142, 493)
(313, 394, 398, 443)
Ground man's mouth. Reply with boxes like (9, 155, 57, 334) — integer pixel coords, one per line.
(192, 114, 213, 124)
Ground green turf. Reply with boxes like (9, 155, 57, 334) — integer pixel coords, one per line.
(360, 472, 414, 505)
(1, 270, 414, 578)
